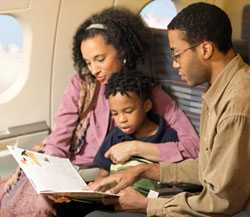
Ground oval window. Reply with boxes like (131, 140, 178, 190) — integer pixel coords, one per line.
(0, 15, 26, 104)
(140, 0, 177, 29)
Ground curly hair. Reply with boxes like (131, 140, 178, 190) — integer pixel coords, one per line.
(168, 2, 233, 53)
(73, 7, 150, 80)
(105, 69, 156, 101)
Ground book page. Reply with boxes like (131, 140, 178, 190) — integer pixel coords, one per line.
(8, 146, 118, 200)
(8, 146, 88, 193)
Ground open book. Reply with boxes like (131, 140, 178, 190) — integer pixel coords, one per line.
(7, 146, 118, 201)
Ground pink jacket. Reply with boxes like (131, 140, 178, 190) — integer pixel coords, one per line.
(44, 74, 199, 166)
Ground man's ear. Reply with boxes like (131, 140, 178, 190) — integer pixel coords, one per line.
(144, 99, 152, 112)
(200, 41, 214, 60)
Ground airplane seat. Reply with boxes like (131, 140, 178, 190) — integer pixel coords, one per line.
(233, 39, 250, 64)
(146, 28, 206, 135)
(242, 5, 250, 43)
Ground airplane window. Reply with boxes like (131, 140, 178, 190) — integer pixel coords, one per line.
(0, 15, 26, 104)
(140, 0, 177, 29)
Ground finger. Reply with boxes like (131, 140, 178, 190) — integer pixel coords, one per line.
(58, 196, 71, 203)
(108, 181, 127, 194)
(91, 179, 116, 191)
(88, 181, 94, 188)
(47, 195, 57, 202)
(111, 156, 117, 164)
(104, 149, 111, 159)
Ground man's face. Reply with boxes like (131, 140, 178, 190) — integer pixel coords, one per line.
(167, 29, 209, 86)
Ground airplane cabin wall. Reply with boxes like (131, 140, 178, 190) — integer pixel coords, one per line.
(0, 0, 61, 175)
(51, 0, 113, 129)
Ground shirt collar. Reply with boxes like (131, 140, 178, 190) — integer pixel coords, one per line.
(203, 55, 245, 108)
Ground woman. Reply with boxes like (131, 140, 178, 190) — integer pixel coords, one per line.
(0, 7, 199, 217)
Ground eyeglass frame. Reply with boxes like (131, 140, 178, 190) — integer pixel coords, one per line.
(170, 43, 201, 64)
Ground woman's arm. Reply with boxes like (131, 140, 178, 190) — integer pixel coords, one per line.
(105, 140, 160, 163)
(105, 86, 199, 164)
(151, 86, 199, 162)
(43, 74, 82, 158)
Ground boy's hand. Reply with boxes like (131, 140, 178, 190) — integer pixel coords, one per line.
(88, 178, 118, 193)
(88, 167, 140, 194)
(105, 141, 136, 164)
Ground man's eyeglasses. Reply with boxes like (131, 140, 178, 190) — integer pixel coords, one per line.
(170, 43, 201, 63)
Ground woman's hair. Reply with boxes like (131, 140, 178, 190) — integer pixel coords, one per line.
(105, 69, 156, 101)
(73, 7, 150, 80)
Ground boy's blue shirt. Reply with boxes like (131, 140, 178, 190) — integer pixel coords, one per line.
(94, 113, 178, 171)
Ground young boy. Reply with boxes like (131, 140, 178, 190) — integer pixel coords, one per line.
(93, 70, 178, 195)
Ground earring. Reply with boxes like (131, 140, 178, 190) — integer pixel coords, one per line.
(123, 58, 127, 64)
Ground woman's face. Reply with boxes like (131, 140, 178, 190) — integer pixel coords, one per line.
(81, 35, 123, 84)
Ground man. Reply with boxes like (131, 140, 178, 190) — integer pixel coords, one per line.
(87, 2, 250, 217)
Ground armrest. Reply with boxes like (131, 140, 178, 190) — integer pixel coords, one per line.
(157, 183, 203, 197)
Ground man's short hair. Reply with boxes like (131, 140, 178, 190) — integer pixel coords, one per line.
(168, 2, 233, 53)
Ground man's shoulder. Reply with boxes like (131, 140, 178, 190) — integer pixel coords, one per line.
(221, 66, 250, 118)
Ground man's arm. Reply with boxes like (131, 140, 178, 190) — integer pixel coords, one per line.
(160, 159, 200, 185)
(148, 116, 250, 217)
(89, 164, 156, 193)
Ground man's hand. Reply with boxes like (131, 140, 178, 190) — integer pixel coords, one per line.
(115, 187, 148, 213)
(89, 167, 142, 194)
(105, 141, 136, 164)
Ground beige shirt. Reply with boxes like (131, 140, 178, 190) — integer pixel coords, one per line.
(147, 55, 250, 217)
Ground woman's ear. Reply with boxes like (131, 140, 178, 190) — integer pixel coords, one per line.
(144, 99, 152, 113)
(200, 41, 214, 60)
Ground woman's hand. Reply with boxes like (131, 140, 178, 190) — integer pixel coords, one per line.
(105, 141, 136, 164)
(47, 193, 71, 203)
(115, 187, 148, 212)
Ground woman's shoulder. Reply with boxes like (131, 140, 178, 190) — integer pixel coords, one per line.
(70, 73, 85, 84)
(152, 85, 172, 100)
(68, 73, 93, 90)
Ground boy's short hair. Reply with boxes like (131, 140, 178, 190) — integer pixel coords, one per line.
(167, 2, 233, 53)
(105, 69, 155, 101)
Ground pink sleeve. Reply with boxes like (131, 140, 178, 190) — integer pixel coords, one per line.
(152, 86, 199, 163)
(43, 74, 82, 158)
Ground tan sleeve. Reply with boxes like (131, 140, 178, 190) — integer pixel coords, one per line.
(147, 116, 250, 217)
(160, 159, 200, 185)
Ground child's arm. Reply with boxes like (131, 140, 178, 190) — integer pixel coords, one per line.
(95, 168, 110, 181)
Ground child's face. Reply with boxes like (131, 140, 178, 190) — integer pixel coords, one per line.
(108, 92, 150, 135)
